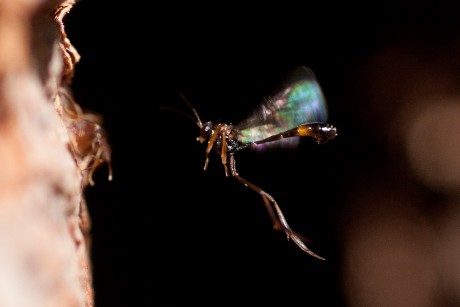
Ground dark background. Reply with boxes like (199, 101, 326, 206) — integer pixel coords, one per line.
(64, 2, 460, 306)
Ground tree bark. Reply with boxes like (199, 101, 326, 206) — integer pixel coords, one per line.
(0, 0, 109, 306)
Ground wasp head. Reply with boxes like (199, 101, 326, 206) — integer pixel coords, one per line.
(197, 121, 213, 143)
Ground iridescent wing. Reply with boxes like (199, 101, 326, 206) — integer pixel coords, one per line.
(235, 66, 329, 150)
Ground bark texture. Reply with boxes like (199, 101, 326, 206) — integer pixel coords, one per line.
(0, 0, 109, 306)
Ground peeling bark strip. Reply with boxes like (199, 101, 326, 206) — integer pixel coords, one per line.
(54, 0, 81, 84)
(0, 0, 111, 306)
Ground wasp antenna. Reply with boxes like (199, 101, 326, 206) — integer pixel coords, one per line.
(177, 91, 203, 128)
(159, 105, 198, 124)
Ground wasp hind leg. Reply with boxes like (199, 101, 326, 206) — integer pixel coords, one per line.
(228, 154, 325, 260)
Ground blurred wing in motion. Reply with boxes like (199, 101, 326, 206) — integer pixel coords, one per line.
(236, 66, 329, 150)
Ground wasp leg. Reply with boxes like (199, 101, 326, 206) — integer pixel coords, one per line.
(228, 153, 281, 230)
(220, 128, 230, 177)
(228, 154, 325, 260)
(204, 124, 221, 171)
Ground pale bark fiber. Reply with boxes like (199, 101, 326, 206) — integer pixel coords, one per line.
(0, 0, 106, 306)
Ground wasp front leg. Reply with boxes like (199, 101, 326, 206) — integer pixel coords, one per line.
(203, 124, 222, 171)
